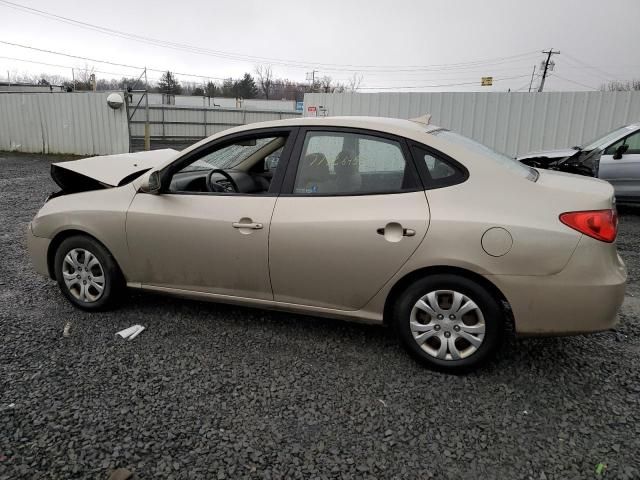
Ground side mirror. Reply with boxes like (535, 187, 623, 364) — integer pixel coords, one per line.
(613, 144, 629, 160)
(139, 170, 162, 194)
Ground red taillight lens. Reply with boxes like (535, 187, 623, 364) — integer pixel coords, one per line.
(559, 209, 618, 243)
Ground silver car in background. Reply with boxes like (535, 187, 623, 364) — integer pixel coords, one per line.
(518, 123, 640, 204)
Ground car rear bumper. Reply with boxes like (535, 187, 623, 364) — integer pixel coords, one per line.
(488, 236, 627, 335)
(27, 222, 51, 278)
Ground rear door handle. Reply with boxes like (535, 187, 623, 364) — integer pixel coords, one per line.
(232, 222, 263, 229)
(377, 227, 415, 237)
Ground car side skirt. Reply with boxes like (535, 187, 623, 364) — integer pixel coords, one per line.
(128, 283, 384, 325)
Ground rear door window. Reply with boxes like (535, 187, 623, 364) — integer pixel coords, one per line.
(292, 131, 420, 195)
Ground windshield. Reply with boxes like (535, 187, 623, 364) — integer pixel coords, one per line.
(581, 126, 638, 151)
(182, 137, 277, 172)
(431, 130, 539, 181)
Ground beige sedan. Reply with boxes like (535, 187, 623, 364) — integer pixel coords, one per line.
(27, 116, 627, 372)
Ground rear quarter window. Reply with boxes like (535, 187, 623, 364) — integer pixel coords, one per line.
(410, 144, 468, 189)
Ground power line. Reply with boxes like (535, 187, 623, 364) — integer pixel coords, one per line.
(551, 73, 597, 90)
(0, 40, 227, 80)
(562, 52, 618, 82)
(0, 40, 534, 90)
(357, 74, 531, 90)
(0, 0, 540, 72)
(0, 55, 144, 78)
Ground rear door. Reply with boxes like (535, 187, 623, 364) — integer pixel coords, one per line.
(599, 129, 640, 201)
(268, 128, 429, 311)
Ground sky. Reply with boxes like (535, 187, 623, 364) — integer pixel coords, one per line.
(0, 0, 639, 93)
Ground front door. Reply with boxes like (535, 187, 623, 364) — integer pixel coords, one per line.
(269, 128, 430, 311)
(126, 130, 295, 300)
(599, 129, 640, 201)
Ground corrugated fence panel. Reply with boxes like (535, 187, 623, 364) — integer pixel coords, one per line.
(128, 93, 297, 111)
(129, 105, 302, 141)
(303, 92, 640, 157)
(0, 92, 129, 155)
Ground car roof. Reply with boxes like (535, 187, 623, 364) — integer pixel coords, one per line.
(226, 115, 443, 136)
(176, 116, 447, 162)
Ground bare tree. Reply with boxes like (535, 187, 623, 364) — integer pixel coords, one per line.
(599, 79, 640, 91)
(347, 73, 363, 92)
(254, 65, 274, 99)
(71, 64, 96, 91)
(319, 76, 334, 93)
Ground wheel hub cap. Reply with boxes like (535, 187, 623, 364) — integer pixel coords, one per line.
(409, 290, 486, 361)
(62, 248, 105, 303)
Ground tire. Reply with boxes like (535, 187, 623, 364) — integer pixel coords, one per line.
(392, 274, 504, 373)
(54, 235, 124, 311)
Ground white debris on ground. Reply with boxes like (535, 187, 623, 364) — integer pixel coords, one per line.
(116, 325, 145, 340)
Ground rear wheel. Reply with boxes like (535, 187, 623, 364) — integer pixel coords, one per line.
(54, 235, 124, 311)
(392, 274, 504, 373)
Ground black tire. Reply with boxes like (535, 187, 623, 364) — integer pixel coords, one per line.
(54, 235, 124, 311)
(392, 274, 504, 373)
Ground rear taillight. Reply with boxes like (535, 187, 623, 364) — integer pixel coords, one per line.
(559, 209, 618, 243)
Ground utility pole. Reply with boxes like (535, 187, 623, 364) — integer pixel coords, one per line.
(528, 65, 536, 92)
(144, 67, 150, 151)
(306, 70, 318, 92)
(538, 48, 560, 92)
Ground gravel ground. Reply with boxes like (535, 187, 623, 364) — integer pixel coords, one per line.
(1, 152, 639, 480)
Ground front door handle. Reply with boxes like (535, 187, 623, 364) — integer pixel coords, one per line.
(377, 226, 415, 237)
(233, 221, 263, 230)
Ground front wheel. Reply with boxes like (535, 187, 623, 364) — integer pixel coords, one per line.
(54, 235, 124, 311)
(392, 274, 504, 373)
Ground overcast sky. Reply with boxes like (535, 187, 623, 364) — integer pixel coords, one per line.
(0, 0, 639, 92)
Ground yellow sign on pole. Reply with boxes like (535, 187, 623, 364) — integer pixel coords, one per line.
(481, 77, 493, 86)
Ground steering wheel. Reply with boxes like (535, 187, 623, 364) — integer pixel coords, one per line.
(206, 169, 239, 193)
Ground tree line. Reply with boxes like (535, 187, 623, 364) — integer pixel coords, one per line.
(9, 65, 363, 100)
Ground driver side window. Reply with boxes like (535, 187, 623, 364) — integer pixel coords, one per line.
(168, 134, 288, 194)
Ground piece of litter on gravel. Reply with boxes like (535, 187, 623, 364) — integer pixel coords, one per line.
(127, 326, 145, 340)
(63, 321, 71, 337)
(116, 325, 145, 340)
(378, 399, 387, 407)
(8, 403, 15, 408)
(595, 463, 607, 475)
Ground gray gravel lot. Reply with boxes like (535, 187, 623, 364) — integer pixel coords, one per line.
(1, 152, 639, 480)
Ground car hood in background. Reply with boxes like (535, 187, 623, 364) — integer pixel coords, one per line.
(51, 149, 178, 190)
(517, 148, 579, 161)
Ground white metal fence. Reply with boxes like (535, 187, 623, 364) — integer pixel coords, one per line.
(129, 93, 298, 111)
(0, 92, 129, 155)
(128, 104, 302, 141)
(303, 92, 640, 157)
(3, 91, 639, 158)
